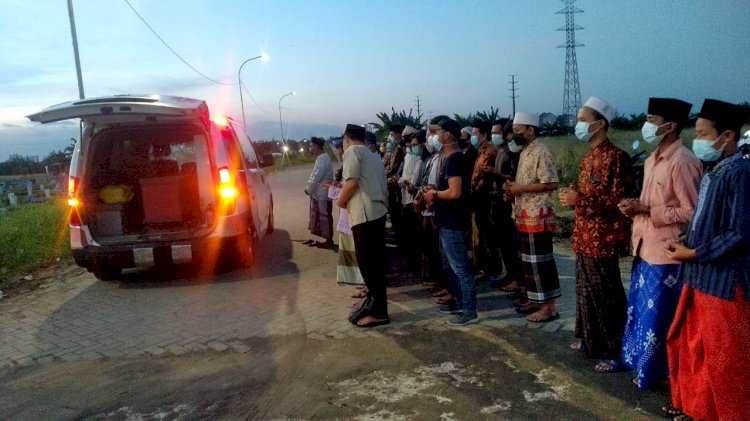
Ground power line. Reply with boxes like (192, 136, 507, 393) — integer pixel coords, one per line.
(241, 81, 275, 115)
(123, 0, 236, 86)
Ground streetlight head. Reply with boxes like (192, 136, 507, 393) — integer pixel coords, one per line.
(291, 91, 296, 96)
(282, 145, 290, 152)
(260, 52, 270, 63)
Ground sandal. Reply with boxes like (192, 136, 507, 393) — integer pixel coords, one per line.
(500, 282, 521, 293)
(527, 312, 560, 323)
(660, 403, 684, 419)
(301, 239, 315, 245)
(356, 316, 390, 328)
(594, 359, 627, 373)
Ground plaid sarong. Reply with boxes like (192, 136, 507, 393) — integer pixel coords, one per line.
(519, 230, 561, 303)
(337, 232, 364, 286)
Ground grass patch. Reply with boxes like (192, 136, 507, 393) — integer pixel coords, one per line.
(0, 199, 71, 283)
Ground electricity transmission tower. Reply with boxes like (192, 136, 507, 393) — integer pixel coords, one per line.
(556, 0, 583, 121)
(508, 75, 518, 116)
(414, 95, 422, 121)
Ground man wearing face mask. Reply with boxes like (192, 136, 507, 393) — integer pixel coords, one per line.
(661, 99, 750, 421)
(424, 117, 478, 326)
(399, 128, 429, 274)
(470, 120, 499, 282)
(416, 117, 450, 301)
(385, 123, 406, 250)
(559, 97, 635, 373)
(616, 98, 702, 391)
(482, 118, 523, 291)
(504, 112, 561, 324)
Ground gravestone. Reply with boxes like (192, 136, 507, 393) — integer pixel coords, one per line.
(8, 192, 17, 207)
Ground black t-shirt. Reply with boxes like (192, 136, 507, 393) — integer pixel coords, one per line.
(435, 151, 471, 230)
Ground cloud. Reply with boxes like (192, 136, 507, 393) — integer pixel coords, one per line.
(2, 123, 21, 128)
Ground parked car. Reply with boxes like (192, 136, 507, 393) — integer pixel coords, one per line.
(27, 94, 275, 280)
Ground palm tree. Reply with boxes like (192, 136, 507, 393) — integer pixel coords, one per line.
(371, 107, 425, 141)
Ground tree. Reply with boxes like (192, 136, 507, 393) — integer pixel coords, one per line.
(371, 107, 424, 141)
(454, 107, 502, 128)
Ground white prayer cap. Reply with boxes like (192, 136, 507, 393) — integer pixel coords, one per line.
(513, 112, 539, 127)
(462, 126, 473, 136)
(402, 125, 417, 136)
(583, 96, 615, 123)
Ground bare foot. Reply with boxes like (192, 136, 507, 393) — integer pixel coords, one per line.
(351, 299, 364, 308)
(356, 315, 389, 327)
(527, 309, 559, 322)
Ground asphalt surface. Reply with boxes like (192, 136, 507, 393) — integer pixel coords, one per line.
(0, 163, 668, 420)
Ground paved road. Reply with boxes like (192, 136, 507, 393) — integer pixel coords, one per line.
(0, 164, 664, 420)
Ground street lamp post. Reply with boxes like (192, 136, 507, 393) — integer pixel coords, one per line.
(278, 91, 295, 165)
(238, 53, 268, 132)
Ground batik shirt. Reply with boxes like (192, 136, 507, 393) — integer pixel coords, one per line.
(471, 143, 497, 195)
(514, 140, 559, 233)
(572, 139, 634, 258)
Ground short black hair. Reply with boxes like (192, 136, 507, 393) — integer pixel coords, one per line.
(591, 109, 610, 131)
(711, 120, 743, 142)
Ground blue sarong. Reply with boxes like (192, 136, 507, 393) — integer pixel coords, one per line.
(621, 258, 682, 390)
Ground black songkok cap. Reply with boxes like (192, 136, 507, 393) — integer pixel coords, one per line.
(310, 136, 325, 147)
(698, 99, 747, 130)
(364, 131, 377, 145)
(428, 117, 461, 141)
(344, 124, 366, 141)
(389, 124, 405, 133)
(647, 98, 692, 126)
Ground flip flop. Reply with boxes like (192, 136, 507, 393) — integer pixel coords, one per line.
(301, 239, 315, 245)
(527, 312, 560, 323)
(594, 359, 628, 373)
(356, 318, 390, 328)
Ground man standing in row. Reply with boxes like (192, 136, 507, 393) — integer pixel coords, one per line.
(424, 117, 478, 326)
(337, 124, 390, 328)
(504, 112, 561, 323)
(618, 98, 702, 390)
(664, 99, 750, 420)
(304, 136, 334, 249)
(560, 97, 634, 372)
(470, 120, 499, 282)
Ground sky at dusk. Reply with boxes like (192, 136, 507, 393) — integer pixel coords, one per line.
(1, 0, 749, 160)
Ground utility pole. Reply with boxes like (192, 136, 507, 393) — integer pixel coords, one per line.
(67, 0, 85, 99)
(414, 95, 422, 120)
(508, 75, 518, 116)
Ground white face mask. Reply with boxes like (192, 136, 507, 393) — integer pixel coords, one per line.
(642, 122, 668, 144)
(508, 140, 523, 153)
(575, 120, 601, 142)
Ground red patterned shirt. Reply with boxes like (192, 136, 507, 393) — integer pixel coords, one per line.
(572, 139, 634, 257)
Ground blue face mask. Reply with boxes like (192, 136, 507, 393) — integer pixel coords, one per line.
(388, 135, 397, 146)
(692, 132, 726, 162)
(410, 146, 422, 156)
(386, 143, 395, 153)
(431, 135, 443, 152)
(491, 134, 503, 146)
(470, 135, 480, 148)
(508, 139, 522, 153)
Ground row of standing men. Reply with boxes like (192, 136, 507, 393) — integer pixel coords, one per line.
(304, 96, 749, 421)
